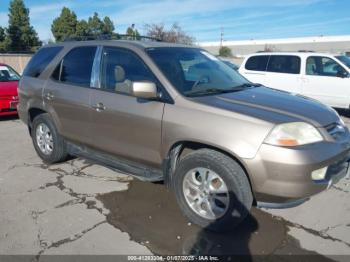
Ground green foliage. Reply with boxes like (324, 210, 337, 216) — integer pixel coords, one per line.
(6, 0, 41, 52)
(76, 19, 89, 37)
(219, 46, 232, 57)
(102, 16, 115, 35)
(88, 12, 104, 36)
(51, 7, 78, 42)
(126, 24, 140, 39)
(0, 27, 5, 42)
(51, 8, 115, 41)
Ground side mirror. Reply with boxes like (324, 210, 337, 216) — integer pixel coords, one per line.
(338, 70, 349, 78)
(132, 81, 158, 99)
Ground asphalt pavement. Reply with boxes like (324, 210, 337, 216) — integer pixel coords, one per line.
(0, 114, 349, 261)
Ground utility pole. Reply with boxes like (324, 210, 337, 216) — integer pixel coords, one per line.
(220, 27, 224, 47)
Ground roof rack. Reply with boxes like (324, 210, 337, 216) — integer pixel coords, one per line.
(63, 34, 161, 42)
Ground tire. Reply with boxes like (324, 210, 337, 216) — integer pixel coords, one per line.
(31, 113, 68, 164)
(173, 149, 253, 232)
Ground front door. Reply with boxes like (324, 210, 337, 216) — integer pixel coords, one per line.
(89, 46, 165, 168)
(301, 56, 350, 108)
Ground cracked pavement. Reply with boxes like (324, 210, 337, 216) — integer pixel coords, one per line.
(0, 117, 150, 260)
(0, 115, 349, 261)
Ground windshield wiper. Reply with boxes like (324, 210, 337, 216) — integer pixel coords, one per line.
(233, 83, 262, 89)
(186, 88, 231, 97)
(185, 83, 261, 97)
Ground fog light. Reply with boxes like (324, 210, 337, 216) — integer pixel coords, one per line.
(311, 167, 328, 181)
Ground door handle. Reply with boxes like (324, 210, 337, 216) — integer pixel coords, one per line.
(91, 102, 106, 112)
(44, 92, 54, 100)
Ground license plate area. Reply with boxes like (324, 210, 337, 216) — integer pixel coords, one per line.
(10, 100, 18, 109)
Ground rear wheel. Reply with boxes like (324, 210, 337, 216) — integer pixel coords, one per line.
(173, 149, 253, 232)
(31, 113, 68, 164)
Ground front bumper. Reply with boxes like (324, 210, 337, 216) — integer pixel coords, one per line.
(244, 139, 350, 204)
(0, 98, 18, 116)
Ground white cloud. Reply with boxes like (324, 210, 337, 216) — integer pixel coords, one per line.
(111, 0, 325, 25)
(29, 3, 67, 18)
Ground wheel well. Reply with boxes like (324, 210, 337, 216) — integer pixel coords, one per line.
(28, 108, 47, 134)
(165, 141, 256, 204)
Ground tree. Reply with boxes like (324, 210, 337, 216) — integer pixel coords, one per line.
(126, 24, 140, 39)
(76, 19, 89, 37)
(88, 12, 104, 36)
(145, 23, 195, 45)
(51, 9, 115, 41)
(6, 0, 41, 52)
(0, 27, 5, 42)
(51, 7, 78, 42)
(219, 46, 232, 57)
(102, 16, 115, 35)
(0, 27, 6, 52)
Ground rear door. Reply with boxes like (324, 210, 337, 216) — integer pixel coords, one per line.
(264, 55, 302, 93)
(239, 55, 269, 84)
(88, 46, 165, 168)
(43, 46, 97, 144)
(301, 55, 350, 108)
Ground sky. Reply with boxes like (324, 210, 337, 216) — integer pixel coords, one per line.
(0, 0, 349, 43)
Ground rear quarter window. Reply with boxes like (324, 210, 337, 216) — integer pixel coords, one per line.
(267, 55, 301, 74)
(23, 46, 63, 78)
(245, 55, 269, 71)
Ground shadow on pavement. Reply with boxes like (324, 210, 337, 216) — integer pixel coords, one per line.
(97, 180, 290, 258)
(0, 114, 19, 121)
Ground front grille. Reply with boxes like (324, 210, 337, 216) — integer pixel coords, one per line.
(325, 122, 347, 141)
(1, 108, 16, 112)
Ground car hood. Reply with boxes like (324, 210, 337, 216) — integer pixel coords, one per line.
(0, 81, 18, 96)
(191, 86, 339, 127)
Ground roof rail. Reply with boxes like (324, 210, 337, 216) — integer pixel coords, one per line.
(297, 50, 315, 52)
(62, 34, 162, 42)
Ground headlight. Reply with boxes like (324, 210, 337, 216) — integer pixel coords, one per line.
(265, 122, 323, 146)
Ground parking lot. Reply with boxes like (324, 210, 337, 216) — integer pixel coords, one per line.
(0, 113, 349, 261)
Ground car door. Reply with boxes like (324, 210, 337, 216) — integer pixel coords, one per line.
(43, 46, 97, 144)
(239, 55, 269, 84)
(301, 55, 350, 108)
(264, 55, 303, 93)
(88, 46, 165, 168)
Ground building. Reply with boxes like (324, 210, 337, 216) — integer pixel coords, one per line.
(200, 35, 350, 59)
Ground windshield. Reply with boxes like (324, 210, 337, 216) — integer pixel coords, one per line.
(0, 65, 20, 82)
(336, 55, 350, 69)
(146, 47, 251, 97)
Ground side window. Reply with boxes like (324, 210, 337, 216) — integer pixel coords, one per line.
(245, 55, 269, 71)
(23, 46, 63, 77)
(101, 47, 158, 95)
(306, 56, 347, 77)
(266, 55, 300, 74)
(52, 46, 97, 87)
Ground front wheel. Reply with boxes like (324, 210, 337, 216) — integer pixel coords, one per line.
(173, 149, 253, 232)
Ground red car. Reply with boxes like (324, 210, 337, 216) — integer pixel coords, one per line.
(0, 63, 20, 116)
